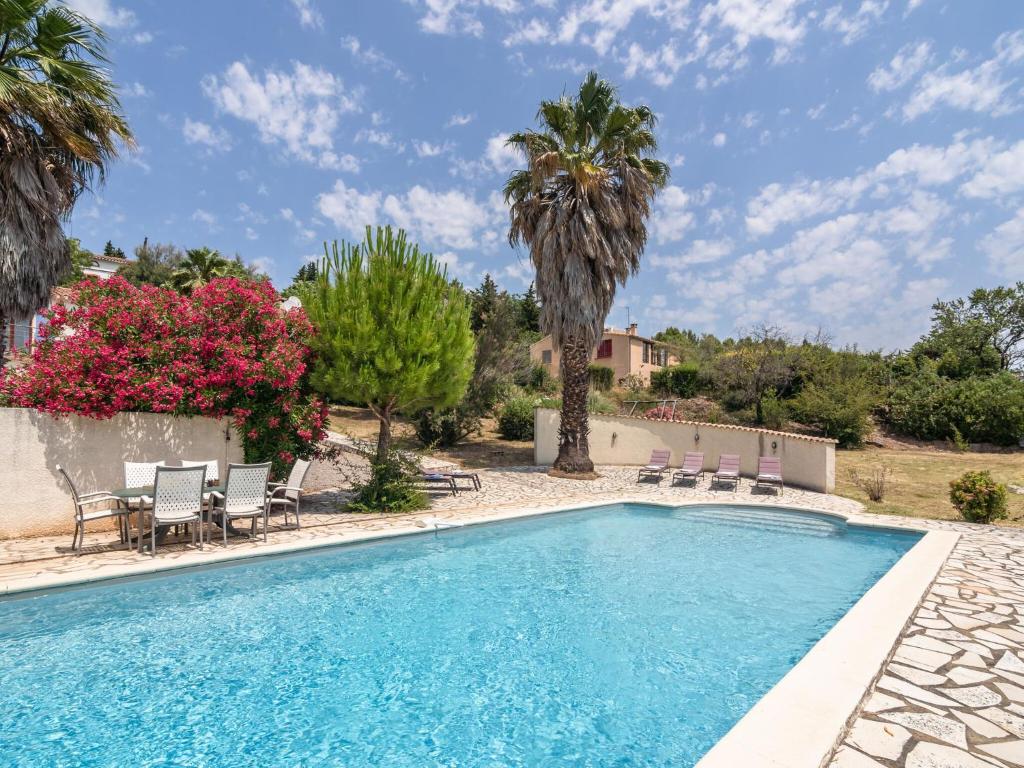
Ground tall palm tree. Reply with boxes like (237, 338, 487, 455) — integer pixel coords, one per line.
(171, 247, 231, 293)
(0, 0, 133, 358)
(505, 72, 668, 474)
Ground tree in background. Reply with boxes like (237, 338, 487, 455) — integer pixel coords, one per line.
(505, 71, 668, 474)
(59, 238, 97, 286)
(917, 284, 1024, 376)
(712, 325, 798, 424)
(0, 0, 133, 358)
(469, 273, 500, 332)
(302, 226, 475, 464)
(517, 282, 540, 335)
(102, 240, 126, 259)
(118, 239, 183, 287)
(281, 262, 319, 299)
(171, 247, 231, 293)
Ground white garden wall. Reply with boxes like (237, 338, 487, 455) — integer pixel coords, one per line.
(0, 408, 243, 539)
(534, 408, 836, 493)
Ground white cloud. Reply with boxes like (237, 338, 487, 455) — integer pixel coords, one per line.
(650, 238, 734, 268)
(483, 132, 522, 173)
(245, 227, 259, 241)
(182, 118, 231, 151)
(904, 30, 1024, 120)
(316, 180, 382, 237)
(435, 251, 478, 281)
(503, 18, 552, 46)
(192, 209, 217, 228)
(651, 186, 695, 244)
(445, 113, 475, 128)
(124, 82, 150, 98)
(340, 35, 408, 80)
(868, 41, 932, 91)
(960, 140, 1024, 199)
(63, 0, 135, 28)
(414, 0, 520, 36)
(558, 0, 689, 57)
(280, 208, 316, 240)
(697, 0, 809, 64)
(317, 180, 501, 250)
(202, 61, 359, 170)
(355, 128, 403, 153)
(413, 140, 452, 158)
(621, 41, 684, 86)
(979, 207, 1024, 279)
(821, 0, 888, 45)
(712, 131, 727, 147)
(290, 0, 323, 29)
(746, 135, 1001, 236)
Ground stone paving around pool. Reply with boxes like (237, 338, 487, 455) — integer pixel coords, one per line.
(2, 460, 1023, 767)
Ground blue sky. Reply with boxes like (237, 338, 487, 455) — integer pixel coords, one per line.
(64, 0, 1024, 350)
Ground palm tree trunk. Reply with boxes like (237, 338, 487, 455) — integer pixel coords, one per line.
(555, 336, 594, 473)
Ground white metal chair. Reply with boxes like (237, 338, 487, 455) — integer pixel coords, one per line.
(210, 463, 271, 546)
(267, 458, 311, 529)
(57, 465, 133, 554)
(147, 465, 207, 555)
(180, 459, 220, 485)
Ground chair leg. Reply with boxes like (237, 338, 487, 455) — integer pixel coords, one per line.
(72, 521, 81, 554)
(151, 521, 157, 557)
(294, 498, 301, 530)
(263, 509, 268, 542)
(223, 517, 228, 547)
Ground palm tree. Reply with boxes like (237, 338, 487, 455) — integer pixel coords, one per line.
(171, 247, 231, 293)
(505, 72, 668, 474)
(0, 0, 133, 358)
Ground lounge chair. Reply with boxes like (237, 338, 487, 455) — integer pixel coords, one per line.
(755, 456, 784, 495)
(711, 454, 741, 490)
(419, 471, 458, 496)
(147, 465, 206, 555)
(210, 462, 272, 546)
(637, 449, 672, 482)
(671, 452, 705, 485)
(58, 465, 133, 554)
(267, 458, 312, 529)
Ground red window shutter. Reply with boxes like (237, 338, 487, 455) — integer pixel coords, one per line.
(596, 339, 612, 358)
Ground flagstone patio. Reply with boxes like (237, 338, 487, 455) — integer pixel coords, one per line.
(1, 461, 1022, 768)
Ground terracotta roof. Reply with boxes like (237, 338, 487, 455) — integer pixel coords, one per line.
(93, 254, 131, 265)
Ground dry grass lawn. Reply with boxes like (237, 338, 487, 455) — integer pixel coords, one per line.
(836, 447, 1024, 525)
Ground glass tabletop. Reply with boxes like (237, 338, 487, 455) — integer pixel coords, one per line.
(111, 484, 225, 498)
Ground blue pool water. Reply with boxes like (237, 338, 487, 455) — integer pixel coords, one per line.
(0, 503, 919, 767)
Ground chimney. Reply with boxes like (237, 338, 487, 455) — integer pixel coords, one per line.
(627, 322, 638, 336)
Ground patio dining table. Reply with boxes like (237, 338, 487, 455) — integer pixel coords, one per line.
(111, 484, 227, 552)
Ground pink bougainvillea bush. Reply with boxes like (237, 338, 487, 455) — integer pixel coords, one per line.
(0, 276, 327, 476)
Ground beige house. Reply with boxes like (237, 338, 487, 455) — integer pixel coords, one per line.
(530, 323, 678, 386)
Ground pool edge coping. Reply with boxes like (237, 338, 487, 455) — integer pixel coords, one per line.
(0, 497, 956, 768)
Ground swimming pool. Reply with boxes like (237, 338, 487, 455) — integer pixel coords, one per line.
(0, 503, 920, 767)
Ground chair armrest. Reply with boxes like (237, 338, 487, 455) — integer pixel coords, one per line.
(268, 485, 304, 498)
(209, 491, 224, 501)
(78, 494, 120, 505)
(267, 482, 285, 489)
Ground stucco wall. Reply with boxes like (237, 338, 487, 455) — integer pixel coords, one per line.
(534, 408, 836, 493)
(0, 408, 244, 539)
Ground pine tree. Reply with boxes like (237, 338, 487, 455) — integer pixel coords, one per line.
(469, 273, 500, 332)
(302, 226, 475, 463)
(102, 240, 126, 259)
(518, 282, 540, 334)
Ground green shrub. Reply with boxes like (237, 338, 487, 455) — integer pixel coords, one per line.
(524, 363, 557, 393)
(949, 470, 1008, 524)
(589, 364, 614, 391)
(619, 373, 646, 395)
(758, 391, 788, 430)
(414, 407, 480, 448)
(347, 452, 428, 513)
(587, 390, 618, 414)
(791, 378, 876, 448)
(650, 363, 700, 398)
(497, 396, 536, 441)
(887, 372, 1024, 446)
